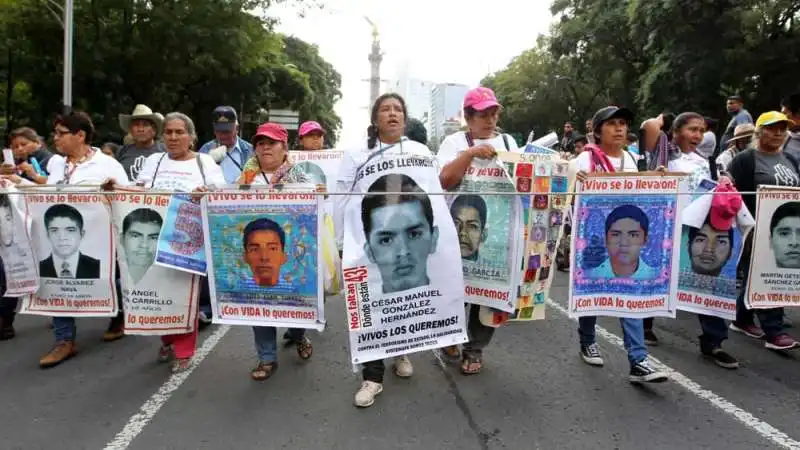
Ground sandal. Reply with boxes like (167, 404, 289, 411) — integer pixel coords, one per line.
(460, 353, 482, 375)
(172, 358, 191, 373)
(157, 344, 173, 363)
(441, 345, 460, 361)
(251, 361, 278, 381)
(296, 337, 313, 360)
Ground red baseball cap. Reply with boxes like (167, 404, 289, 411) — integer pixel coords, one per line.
(298, 121, 325, 137)
(463, 87, 501, 111)
(709, 181, 743, 231)
(252, 122, 288, 144)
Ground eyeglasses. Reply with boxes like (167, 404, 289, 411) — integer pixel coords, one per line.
(53, 129, 72, 137)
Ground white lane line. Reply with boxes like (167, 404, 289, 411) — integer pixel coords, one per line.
(546, 298, 800, 450)
(103, 325, 231, 450)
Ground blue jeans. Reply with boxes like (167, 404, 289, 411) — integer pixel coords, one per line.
(53, 317, 76, 342)
(698, 314, 728, 352)
(252, 327, 305, 363)
(578, 316, 647, 366)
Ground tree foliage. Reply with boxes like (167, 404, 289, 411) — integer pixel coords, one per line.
(484, 0, 800, 139)
(0, 0, 340, 145)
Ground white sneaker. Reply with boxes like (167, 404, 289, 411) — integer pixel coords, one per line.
(354, 381, 383, 407)
(393, 355, 413, 378)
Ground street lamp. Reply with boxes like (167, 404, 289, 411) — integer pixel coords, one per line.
(41, 0, 73, 111)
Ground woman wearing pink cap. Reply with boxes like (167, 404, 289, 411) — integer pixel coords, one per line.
(237, 122, 314, 381)
(437, 86, 519, 375)
(297, 121, 326, 151)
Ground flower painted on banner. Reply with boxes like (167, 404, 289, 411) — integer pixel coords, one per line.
(662, 239, 672, 249)
(575, 268, 584, 279)
(578, 207, 589, 219)
(575, 238, 587, 251)
(660, 267, 670, 279)
(663, 206, 675, 219)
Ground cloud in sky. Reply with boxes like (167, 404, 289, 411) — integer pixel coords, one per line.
(270, 0, 553, 146)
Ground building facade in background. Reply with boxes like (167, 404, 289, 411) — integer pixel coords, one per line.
(384, 64, 436, 129)
(429, 83, 469, 148)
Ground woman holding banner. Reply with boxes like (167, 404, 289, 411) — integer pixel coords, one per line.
(236, 122, 315, 381)
(573, 106, 668, 383)
(334, 93, 430, 408)
(437, 86, 518, 375)
(7, 112, 131, 367)
(641, 112, 743, 369)
(727, 111, 800, 351)
(110, 112, 225, 372)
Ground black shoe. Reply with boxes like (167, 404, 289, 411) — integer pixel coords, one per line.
(644, 329, 659, 346)
(702, 348, 739, 370)
(579, 343, 604, 366)
(198, 310, 212, 331)
(629, 357, 668, 383)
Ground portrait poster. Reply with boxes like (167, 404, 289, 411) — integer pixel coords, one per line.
(110, 189, 199, 335)
(676, 179, 753, 320)
(447, 158, 521, 312)
(20, 187, 117, 317)
(202, 188, 325, 330)
(745, 186, 800, 309)
(289, 150, 344, 194)
(154, 193, 206, 276)
(569, 174, 684, 318)
(342, 153, 468, 365)
(0, 184, 39, 296)
(485, 152, 570, 323)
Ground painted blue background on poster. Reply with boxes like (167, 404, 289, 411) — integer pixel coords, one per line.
(573, 194, 676, 296)
(207, 205, 317, 307)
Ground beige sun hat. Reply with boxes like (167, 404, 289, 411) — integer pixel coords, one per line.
(728, 123, 755, 143)
(119, 104, 164, 133)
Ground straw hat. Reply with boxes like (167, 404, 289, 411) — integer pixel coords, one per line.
(118, 104, 164, 133)
(728, 123, 755, 143)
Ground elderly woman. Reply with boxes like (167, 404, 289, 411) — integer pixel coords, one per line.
(128, 112, 225, 372)
(728, 111, 800, 351)
(235, 122, 313, 381)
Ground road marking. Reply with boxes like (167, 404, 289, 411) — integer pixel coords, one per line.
(103, 325, 231, 450)
(546, 298, 800, 450)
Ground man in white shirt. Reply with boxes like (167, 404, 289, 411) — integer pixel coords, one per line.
(39, 204, 100, 279)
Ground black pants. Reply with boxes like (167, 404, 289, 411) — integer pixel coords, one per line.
(0, 297, 18, 325)
(363, 359, 386, 383)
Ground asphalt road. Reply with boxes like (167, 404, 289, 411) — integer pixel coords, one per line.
(3, 272, 800, 450)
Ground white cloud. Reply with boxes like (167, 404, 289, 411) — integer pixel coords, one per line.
(270, 0, 553, 146)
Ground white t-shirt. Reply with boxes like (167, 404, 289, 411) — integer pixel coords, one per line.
(136, 153, 225, 191)
(573, 150, 639, 174)
(436, 131, 520, 167)
(668, 150, 711, 192)
(333, 138, 433, 247)
(47, 149, 129, 186)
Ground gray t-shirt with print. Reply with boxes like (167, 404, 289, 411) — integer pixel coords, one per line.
(754, 150, 800, 187)
(116, 142, 166, 181)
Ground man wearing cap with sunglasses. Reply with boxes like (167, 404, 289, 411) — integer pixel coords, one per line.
(199, 106, 254, 184)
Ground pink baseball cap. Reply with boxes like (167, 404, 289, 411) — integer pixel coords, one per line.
(463, 87, 501, 111)
(709, 181, 743, 231)
(252, 122, 288, 144)
(298, 121, 325, 137)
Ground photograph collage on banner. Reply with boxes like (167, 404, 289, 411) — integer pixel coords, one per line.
(155, 193, 206, 276)
(21, 187, 117, 317)
(676, 179, 753, 320)
(110, 189, 199, 335)
(343, 153, 468, 365)
(447, 158, 520, 313)
(0, 184, 38, 297)
(488, 151, 570, 323)
(569, 174, 684, 318)
(746, 186, 800, 309)
(202, 188, 325, 330)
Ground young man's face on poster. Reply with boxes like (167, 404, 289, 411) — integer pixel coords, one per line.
(0, 204, 13, 247)
(364, 200, 438, 293)
(606, 218, 646, 267)
(689, 224, 732, 275)
(123, 221, 160, 269)
(47, 216, 83, 259)
(771, 216, 800, 269)
(244, 229, 287, 286)
(452, 204, 485, 259)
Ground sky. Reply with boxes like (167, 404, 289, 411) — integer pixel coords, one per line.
(270, 0, 554, 146)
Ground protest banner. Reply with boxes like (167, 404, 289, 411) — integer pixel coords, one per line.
(20, 187, 117, 317)
(746, 186, 800, 309)
(676, 179, 754, 320)
(202, 187, 325, 330)
(155, 193, 206, 276)
(110, 189, 199, 335)
(482, 152, 570, 323)
(343, 153, 468, 364)
(569, 173, 684, 318)
(0, 184, 38, 296)
(447, 158, 521, 312)
(289, 150, 344, 194)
